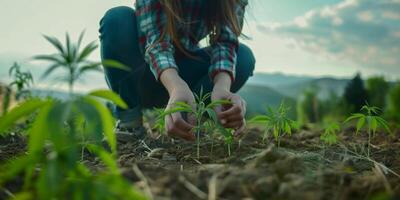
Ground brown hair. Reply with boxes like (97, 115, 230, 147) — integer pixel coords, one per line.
(160, 0, 243, 56)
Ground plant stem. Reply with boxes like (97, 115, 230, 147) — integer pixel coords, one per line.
(368, 128, 371, 158)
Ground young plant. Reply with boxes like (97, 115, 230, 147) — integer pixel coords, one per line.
(344, 104, 392, 158)
(250, 102, 297, 147)
(34, 31, 127, 95)
(158, 90, 231, 159)
(8, 62, 34, 100)
(320, 122, 340, 146)
(0, 33, 146, 199)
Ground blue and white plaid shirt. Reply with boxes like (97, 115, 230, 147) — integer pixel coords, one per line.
(135, 0, 248, 81)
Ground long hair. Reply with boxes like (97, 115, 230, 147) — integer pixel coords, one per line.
(159, 0, 243, 56)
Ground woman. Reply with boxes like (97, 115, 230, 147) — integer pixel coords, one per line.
(99, 0, 255, 142)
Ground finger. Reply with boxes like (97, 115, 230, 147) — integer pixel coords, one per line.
(218, 104, 242, 119)
(165, 114, 173, 133)
(241, 100, 247, 117)
(223, 120, 244, 129)
(168, 127, 196, 141)
(224, 114, 243, 123)
(234, 121, 246, 138)
(171, 112, 194, 132)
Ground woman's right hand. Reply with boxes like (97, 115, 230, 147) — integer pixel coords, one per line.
(160, 69, 196, 141)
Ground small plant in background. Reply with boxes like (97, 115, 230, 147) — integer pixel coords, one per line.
(320, 122, 340, 146)
(2, 63, 34, 115)
(250, 102, 297, 147)
(34, 31, 127, 95)
(8, 62, 34, 100)
(157, 90, 231, 159)
(344, 104, 392, 158)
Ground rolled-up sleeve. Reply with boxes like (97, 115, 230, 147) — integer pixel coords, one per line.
(136, 0, 178, 80)
(209, 0, 248, 82)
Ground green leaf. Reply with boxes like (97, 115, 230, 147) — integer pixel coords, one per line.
(33, 55, 65, 64)
(40, 63, 62, 79)
(84, 96, 117, 154)
(86, 144, 119, 174)
(344, 113, 364, 123)
(376, 117, 392, 135)
(356, 117, 365, 134)
(43, 35, 65, 54)
(78, 41, 98, 62)
(249, 115, 270, 123)
(370, 117, 378, 134)
(207, 99, 231, 109)
(102, 60, 131, 71)
(27, 100, 54, 154)
(88, 89, 128, 109)
(0, 99, 48, 133)
(206, 108, 218, 123)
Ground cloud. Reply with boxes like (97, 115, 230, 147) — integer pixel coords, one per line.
(257, 0, 400, 76)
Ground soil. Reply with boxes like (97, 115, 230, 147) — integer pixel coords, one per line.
(1, 126, 400, 200)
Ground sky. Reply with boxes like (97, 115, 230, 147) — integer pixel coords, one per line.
(0, 0, 399, 90)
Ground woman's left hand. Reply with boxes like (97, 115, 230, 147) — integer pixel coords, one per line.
(211, 87, 247, 138)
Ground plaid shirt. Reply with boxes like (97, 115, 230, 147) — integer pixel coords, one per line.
(135, 0, 248, 81)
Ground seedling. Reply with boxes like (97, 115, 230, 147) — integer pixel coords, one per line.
(8, 62, 34, 99)
(344, 104, 392, 157)
(320, 122, 340, 146)
(250, 102, 297, 147)
(157, 90, 231, 159)
(0, 33, 146, 199)
(34, 31, 128, 95)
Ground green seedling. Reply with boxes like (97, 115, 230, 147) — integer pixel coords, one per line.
(0, 33, 146, 199)
(344, 104, 392, 158)
(8, 62, 34, 99)
(250, 102, 297, 147)
(2, 63, 34, 115)
(320, 122, 340, 146)
(34, 31, 128, 95)
(157, 90, 231, 159)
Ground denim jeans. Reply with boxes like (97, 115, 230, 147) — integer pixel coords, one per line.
(99, 6, 256, 123)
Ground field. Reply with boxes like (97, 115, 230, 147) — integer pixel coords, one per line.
(1, 122, 399, 200)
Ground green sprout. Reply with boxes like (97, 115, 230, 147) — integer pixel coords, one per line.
(157, 90, 231, 159)
(320, 122, 340, 146)
(344, 104, 392, 158)
(0, 33, 146, 199)
(34, 31, 127, 95)
(250, 102, 297, 147)
(8, 62, 34, 99)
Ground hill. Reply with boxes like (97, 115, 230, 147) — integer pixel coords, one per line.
(238, 84, 297, 118)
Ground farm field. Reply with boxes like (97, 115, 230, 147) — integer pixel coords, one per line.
(1, 124, 399, 200)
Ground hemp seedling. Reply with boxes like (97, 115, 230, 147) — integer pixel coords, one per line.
(250, 102, 297, 147)
(34, 31, 127, 95)
(320, 122, 340, 146)
(344, 104, 392, 157)
(158, 90, 231, 159)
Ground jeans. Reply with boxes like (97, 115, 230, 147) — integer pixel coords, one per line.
(99, 6, 256, 123)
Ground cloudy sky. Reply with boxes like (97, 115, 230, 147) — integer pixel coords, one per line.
(0, 0, 399, 90)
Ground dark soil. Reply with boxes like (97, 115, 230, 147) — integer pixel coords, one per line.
(1, 127, 400, 200)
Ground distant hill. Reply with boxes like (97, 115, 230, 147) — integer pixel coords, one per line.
(247, 72, 314, 87)
(238, 84, 297, 118)
(273, 77, 350, 99)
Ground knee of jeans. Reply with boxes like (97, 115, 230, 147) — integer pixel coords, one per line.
(100, 6, 137, 43)
(236, 44, 256, 79)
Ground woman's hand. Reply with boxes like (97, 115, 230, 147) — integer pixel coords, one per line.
(212, 72, 247, 138)
(160, 69, 196, 141)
